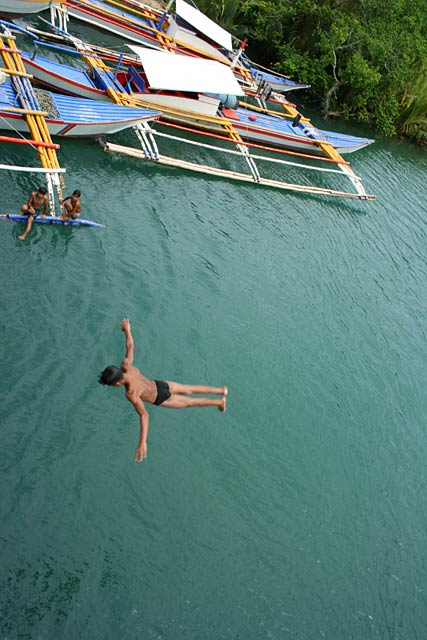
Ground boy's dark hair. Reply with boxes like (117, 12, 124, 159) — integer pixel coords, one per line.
(38, 186, 47, 195)
(98, 365, 124, 386)
(72, 190, 81, 197)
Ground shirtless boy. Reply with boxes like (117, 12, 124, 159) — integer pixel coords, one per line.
(18, 186, 48, 240)
(99, 318, 227, 462)
(60, 189, 81, 219)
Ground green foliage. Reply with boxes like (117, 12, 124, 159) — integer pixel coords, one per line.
(194, 0, 241, 31)
(201, 0, 427, 142)
(399, 65, 427, 145)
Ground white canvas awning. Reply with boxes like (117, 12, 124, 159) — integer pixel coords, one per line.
(127, 46, 244, 95)
(175, 0, 233, 52)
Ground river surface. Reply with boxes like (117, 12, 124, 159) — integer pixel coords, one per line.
(1, 23, 427, 639)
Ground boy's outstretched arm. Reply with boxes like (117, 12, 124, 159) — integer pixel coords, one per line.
(120, 317, 134, 367)
(129, 396, 149, 462)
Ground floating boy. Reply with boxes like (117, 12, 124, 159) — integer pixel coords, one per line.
(99, 319, 227, 462)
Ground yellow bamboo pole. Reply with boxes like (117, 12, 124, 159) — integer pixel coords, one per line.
(0, 67, 32, 78)
(1, 106, 49, 116)
(0, 33, 62, 175)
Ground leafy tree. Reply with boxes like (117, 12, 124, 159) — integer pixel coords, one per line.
(197, 0, 427, 142)
(399, 65, 427, 146)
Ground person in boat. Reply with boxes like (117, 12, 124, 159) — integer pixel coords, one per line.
(99, 318, 228, 462)
(18, 186, 48, 240)
(60, 189, 81, 219)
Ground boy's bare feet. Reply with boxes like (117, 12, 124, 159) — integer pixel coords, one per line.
(218, 396, 227, 412)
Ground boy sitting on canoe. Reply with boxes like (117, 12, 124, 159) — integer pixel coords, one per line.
(61, 189, 81, 219)
(18, 186, 48, 240)
(99, 318, 227, 462)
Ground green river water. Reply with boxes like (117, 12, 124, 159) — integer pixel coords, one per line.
(1, 26, 427, 639)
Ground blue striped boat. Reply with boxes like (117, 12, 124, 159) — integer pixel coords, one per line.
(0, 77, 161, 137)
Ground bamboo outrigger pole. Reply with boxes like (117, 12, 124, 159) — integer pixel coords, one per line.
(102, 140, 375, 200)
(0, 24, 65, 213)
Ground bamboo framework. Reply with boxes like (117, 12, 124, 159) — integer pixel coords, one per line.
(0, 24, 65, 214)
(44, 30, 373, 200)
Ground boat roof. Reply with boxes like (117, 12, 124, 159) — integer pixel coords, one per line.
(175, 0, 233, 52)
(128, 45, 244, 95)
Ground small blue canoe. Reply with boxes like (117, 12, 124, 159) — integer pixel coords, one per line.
(0, 214, 104, 228)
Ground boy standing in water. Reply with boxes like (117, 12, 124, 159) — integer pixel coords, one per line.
(99, 319, 227, 462)
(18, 186, 48, 240)
(60, 189, 81, 219)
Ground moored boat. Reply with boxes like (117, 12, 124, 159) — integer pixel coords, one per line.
(20, 47, 374, 154)
(21, 46, 374, 154)
(0, 74, 161, 137)
(4, 21, 375, 200)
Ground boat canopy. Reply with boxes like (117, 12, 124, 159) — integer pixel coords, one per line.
(127, 46, 244, 95)
(174, 0, 233, 52)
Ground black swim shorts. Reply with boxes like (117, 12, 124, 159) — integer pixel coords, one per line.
(154, 380, 171, 405)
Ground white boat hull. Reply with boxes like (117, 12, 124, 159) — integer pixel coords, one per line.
(0, 0, 59, 13)
(66, 4, 159, 49)
(22, 58, 109, 102)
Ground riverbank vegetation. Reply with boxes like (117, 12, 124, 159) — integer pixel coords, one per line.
(197, 0, 427, 146)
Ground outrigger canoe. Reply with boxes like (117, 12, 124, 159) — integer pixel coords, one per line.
(0, 213, 104, 227)
(20, 48, 374, 154)
(0, 76, 161, 137)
